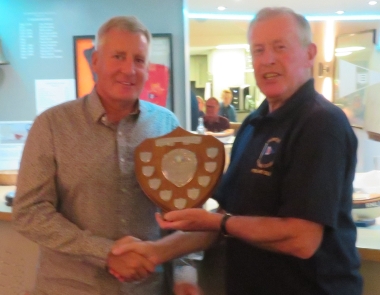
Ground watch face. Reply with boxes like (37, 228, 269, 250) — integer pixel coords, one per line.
(135, 127, 225, 212)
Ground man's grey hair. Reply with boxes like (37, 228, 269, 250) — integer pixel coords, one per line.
(248, 7, 312, 46)
(95, 16, 151, 49)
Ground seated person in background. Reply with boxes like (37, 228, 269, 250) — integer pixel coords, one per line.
(196, 95, 205, 117)
(219, 89, 237, 122)
(204, 97, 234, 137)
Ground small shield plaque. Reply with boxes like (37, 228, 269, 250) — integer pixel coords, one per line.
(135, 127, 225, 212)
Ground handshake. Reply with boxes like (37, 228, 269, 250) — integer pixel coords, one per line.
(106, 212, 175, 283)
(107, 235, 160, 283)
(105, 210, 213, 295)
(107, 236, 201, 295)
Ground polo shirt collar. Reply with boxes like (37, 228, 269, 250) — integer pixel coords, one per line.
(249, 78, 315, 126)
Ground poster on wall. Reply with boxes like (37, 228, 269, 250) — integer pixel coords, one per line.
(73, 34, 174, 110)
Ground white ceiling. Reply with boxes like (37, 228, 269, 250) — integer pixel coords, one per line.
(187, 0, 380, 54)
(187, 0, 380, 17)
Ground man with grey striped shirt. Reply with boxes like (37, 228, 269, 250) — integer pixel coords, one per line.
(13, 16, 198, 295)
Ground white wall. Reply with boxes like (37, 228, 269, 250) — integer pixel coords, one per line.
(355, 128, 380, 172)
(0, 0, 188, 127)
(209, 48, 246, 100)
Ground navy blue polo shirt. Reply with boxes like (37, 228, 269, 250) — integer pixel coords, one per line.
(214, 79, 362, 295)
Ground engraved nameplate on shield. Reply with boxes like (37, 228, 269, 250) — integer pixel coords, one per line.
(135, 127, 225, 212)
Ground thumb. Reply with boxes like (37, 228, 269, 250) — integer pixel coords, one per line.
(111, 242, 139, 255)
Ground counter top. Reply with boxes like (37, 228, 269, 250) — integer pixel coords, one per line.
(357, 221, 380, 262)
(0, 185, 14, 221)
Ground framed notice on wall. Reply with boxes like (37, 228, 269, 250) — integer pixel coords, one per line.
(73, 34, 174, 110)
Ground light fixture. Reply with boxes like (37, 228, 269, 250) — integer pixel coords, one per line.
(217, 6, 226, 11)
(323, 20, 335, 62)
(369, 1, 377, 5)
(335, 52, 352, 57)
(188, 13, 380, 21)
(335, 46, 365, 53)
(318, 62, 331, 77)
(336, 11, 345, 14)
(0, 39, 9, 65)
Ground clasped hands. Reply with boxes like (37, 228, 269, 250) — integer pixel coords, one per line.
(107, 209, 218, 283)
(107, 235, 157, 282)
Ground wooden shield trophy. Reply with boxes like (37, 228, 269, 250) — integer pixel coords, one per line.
(135, 127, 225, 212)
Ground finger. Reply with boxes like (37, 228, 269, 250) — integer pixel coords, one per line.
(115, 269, 138, 282)
(170, 221, 192, 231)
(133, 265, 150, 280)
(133, 252, 156, 273)
(122, 259, 155, 282)
(156, 213, 198, 231)
(118, 251, 156, 276)
(156, 217, 185, 230)
(155, 212, 166, 223)
(113, 236, 141, 249)
(163, 209, 193, 221)
(155, 212, 178, 229)
(156, 211, 190, 227)
(108, 268, 126, 282)
(164, 208, 207, 222)
(111, 266, 145, 282)
(112, 242, 140, 255)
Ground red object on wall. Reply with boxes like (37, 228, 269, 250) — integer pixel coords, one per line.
(140, 63, 169, 107)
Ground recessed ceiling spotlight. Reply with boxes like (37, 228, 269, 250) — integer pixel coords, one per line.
(217, 6, 226, 11)
(336, 10, 345, 14)
(369, 1, 377, 5)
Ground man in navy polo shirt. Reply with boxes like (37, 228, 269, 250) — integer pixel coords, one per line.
(111, 7, 363, 295)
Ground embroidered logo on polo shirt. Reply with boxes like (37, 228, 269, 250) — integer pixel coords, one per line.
(252, 137, 281, 176)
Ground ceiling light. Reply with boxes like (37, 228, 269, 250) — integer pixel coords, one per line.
(335, 52, 352, 57)
(336, 11, 345, 14)
(217, 6, 226, 11)
(188, 13, 380, 21)
(335, 46, 365, 53)
(369, 1, 377, 5)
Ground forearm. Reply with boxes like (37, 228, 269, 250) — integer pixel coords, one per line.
(225, 215, 323, 259)
(152, 231, 219, 264)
